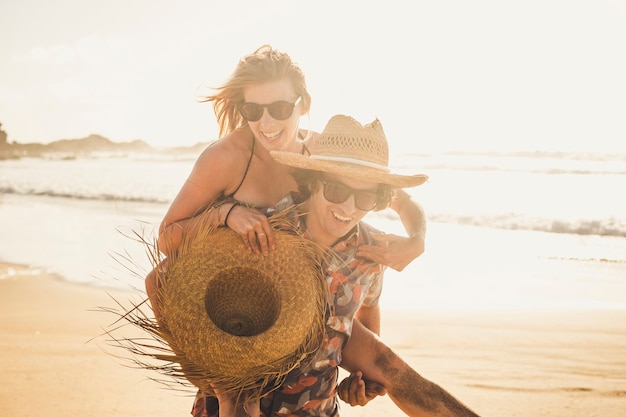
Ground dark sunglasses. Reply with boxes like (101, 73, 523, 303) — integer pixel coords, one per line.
(319, 179, 380, 211)
(238, 97, 301, 122)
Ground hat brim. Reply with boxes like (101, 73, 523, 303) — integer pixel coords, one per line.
(271, 151, 428, 188)
(158, 211, 328, 397)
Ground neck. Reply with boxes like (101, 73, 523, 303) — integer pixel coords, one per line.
(302, 215, 334, 248)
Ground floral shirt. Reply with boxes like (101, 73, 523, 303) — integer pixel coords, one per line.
(192, 202, 385, 417)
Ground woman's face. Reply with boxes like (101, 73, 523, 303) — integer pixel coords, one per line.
(242, 79, 303, 153)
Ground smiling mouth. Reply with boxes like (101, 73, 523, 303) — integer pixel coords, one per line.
(262, 130, 282, 140)
(332, 210, 352, 223)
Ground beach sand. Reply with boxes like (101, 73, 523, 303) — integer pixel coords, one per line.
(1, 262, 625, 417)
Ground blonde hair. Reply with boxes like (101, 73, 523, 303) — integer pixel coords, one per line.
(204, 45, 312, 137)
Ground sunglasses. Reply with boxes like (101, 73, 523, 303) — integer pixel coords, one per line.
(319, 179, 380, 211)
(238, 97, 301, 122)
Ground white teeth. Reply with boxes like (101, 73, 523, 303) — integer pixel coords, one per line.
(263, 131, 281, 140)
(332, 211, 351, 222)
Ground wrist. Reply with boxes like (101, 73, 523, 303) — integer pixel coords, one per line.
(222, 202, 239, 227)
(394, 193, 412, 213)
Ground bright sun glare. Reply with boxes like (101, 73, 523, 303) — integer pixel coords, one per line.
(1, 0, 625, 154)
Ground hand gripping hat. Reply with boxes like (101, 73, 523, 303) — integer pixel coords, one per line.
(271, 115, 428, 188)
(152, 212, 327, 398)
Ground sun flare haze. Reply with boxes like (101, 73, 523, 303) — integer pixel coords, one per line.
(1, 0, 625, 154)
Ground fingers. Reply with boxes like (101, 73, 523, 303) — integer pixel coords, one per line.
(356, 234, 422, 272)
(225, 205, 275, 256)
(213, 387, 260, 417)
(246, 221, 273, 256)
(355, 245, 387, 265)
(364, 380, 387, 397)
(242, 393, 261, 417)
(338, 372, 369, 406)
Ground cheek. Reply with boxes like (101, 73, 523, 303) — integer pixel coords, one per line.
(285, 113, 301, 130)
(310, 193, 329, 215)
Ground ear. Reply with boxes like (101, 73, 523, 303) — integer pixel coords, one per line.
(299, 96, 310, 115)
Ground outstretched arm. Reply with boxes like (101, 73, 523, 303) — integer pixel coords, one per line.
(341, 320, 480, 417)
(356, 189, 426, 271)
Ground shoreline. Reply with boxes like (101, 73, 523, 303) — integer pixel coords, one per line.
(2, 261, 626, 416)
(2, 192, 626, 312)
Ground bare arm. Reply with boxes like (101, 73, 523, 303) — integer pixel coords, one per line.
(157, 139, 240, 256)
(392, 189, 427, 245)
(354, 304, 381, 336)
(156, 128, 274, 257)
(341, 320, 480, 417)
(356, 189, 427, 271)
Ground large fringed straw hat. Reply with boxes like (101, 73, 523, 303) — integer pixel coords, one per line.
(271, 115, 428, 188)
(154, 211, 327, 397)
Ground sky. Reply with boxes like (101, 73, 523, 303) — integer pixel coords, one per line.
(1, 0, 626, 154)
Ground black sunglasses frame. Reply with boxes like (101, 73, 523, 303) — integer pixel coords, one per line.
(319, 179, 380, 211)
(238, 97, 301, 122)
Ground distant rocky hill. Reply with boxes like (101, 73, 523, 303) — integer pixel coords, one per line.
(0, 134, 209, 159)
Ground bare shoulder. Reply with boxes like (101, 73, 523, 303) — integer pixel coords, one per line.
(196, 127, 253, 168)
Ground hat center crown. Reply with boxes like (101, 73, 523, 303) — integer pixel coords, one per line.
(205, 267, 280, 337)
(314, 116, 389, 168)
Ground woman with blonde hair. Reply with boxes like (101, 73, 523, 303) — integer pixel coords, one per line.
(153, 44, 426, 266)
(145, 45, 430, 415)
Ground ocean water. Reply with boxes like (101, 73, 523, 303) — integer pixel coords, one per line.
(1, 150, 625, 310)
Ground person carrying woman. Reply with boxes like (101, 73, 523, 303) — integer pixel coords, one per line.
(144, 45, 431, 415)
(194, 114, 479, 417)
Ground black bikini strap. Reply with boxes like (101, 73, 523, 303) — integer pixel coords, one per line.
(229, 135, 255, 197)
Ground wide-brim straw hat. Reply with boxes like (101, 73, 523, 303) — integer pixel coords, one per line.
(155, 211, 327, 397)
(271, 115, 428, 188)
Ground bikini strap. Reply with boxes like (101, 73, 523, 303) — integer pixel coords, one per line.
(228, 135, 255, 197)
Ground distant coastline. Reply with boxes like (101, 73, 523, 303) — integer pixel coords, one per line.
(0, 133, 210, 160)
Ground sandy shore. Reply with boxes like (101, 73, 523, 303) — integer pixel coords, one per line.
(1, 262, 625, 416)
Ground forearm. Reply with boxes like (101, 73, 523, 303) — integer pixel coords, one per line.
(157, 203, 230, 256)
(342, 321, 480, 417)
(354, 305, 381, 336)
(378, 348, 480, 417)
(391, 189, 426, 242)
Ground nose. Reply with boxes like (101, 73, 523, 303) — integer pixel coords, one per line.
(339, 194, 358, 213)
(258, 107, 274, 124)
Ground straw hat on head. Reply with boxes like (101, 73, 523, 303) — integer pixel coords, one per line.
(156, 212, 327, 397)
(271, 115, 428, 188)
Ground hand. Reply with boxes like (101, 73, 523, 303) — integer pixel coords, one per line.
(213, 387, 261, 417)
(224, 204, 275, 256)
(356, 233, 425, 272)
(338, 371, 387, 406)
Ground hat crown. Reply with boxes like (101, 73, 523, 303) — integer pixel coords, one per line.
(270, 114, 428, 188)
(314, 115, 389, 170)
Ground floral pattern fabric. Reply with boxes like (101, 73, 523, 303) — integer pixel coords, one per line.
(191, 208, 384, 416)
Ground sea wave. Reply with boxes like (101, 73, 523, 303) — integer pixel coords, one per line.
(3, 185, 625, 238)
(15, 149, 626, 175)
(0, 186, 170, 205)
(393, 151, 626, 176)
(2, 151, 624, 239)
(428, 212, 626, 238)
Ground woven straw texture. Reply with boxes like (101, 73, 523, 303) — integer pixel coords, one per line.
(314, 116, 389, 167)
(157, 213, 328, 397)
(271, 115, 428, 188)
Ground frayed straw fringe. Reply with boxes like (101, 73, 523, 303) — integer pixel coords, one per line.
(98, 203, 329, 402)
